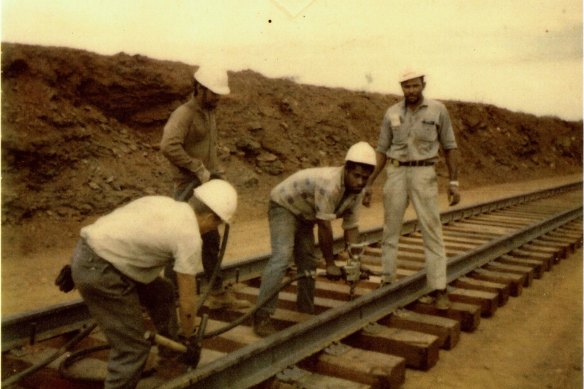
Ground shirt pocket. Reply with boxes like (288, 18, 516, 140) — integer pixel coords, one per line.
(391, 124, 408, 144)
(414, 116, 438, 142)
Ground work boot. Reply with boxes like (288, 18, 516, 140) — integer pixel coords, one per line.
(253, 313, 277, 337)
(205, 290, 251, 310)
(434, 289, 451, 310)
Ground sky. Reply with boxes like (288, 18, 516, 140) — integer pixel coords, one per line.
(2, 0, 583, 121)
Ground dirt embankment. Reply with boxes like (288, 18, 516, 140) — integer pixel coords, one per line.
(1, 43, 581, 389)
(1, 42, 582, 227)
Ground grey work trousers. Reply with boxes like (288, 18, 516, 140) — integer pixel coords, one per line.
(71, 239, 178, 389)
(381, 164, 447, 290)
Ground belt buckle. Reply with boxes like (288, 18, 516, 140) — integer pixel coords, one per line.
(391, 159, 400, 167)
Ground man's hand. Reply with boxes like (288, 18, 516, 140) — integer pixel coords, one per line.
(198, 168, 211, 184)
(325, 262, 342, 280)
(209, 172, 225, 180)
(362, 186, 373, 207)
(178, 335, 202, 367)
(448, 183, 460, 206)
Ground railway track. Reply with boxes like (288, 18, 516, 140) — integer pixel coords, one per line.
(2, 181, 582, 389)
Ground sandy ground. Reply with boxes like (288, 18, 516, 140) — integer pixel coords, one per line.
(404, 247, 583, 389)
(1, 174, 582, 388)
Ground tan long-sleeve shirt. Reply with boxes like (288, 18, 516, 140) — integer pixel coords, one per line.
(161, 97, 219, 187)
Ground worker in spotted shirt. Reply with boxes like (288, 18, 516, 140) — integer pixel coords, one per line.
(253, 142, 377, 337)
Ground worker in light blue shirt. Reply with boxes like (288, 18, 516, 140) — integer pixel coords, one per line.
(363, 69, 461, 310)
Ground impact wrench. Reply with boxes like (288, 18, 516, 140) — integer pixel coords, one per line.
(340, 242, 372, 298)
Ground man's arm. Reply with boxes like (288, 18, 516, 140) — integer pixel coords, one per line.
(344, 227, 360, 246)
(176, 272, 198, 338)
(161, 109, 210, 183)
(316, 219, 336, 269)
(362, 151, 387, 207)
(444, 148, 460, 206)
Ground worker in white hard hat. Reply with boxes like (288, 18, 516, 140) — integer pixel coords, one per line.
(70, 180, 237, 389)
(253, 142, 377, 337)
(160, 66, 249, 310)
(363, 69, 461, 310)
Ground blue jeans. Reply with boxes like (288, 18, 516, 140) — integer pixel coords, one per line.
(256, 202, 319, 316)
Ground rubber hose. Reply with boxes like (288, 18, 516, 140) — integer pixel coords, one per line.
(58, 344, 111, 381)
(203, 271, 321, 339)
(193, 223, 230, 318)
(56, 266, 299, 382)
(2, 322, 98, 387)
(8, 268, 322, 385)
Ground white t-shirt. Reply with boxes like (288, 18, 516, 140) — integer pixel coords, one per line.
(81, 196, 202, 284)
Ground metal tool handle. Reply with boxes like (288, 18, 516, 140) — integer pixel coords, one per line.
(144, 331, 187, 353)
(196, 314, 209, 343)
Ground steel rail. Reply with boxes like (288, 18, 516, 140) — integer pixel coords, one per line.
(1, 181, 581, 352)
(197, 181, 581, 287)
(1, 302, 92, 352)
(161, 204, 582, 388)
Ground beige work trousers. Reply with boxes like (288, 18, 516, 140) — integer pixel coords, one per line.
(381, 164, 447, 290)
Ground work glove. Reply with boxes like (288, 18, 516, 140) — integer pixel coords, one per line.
(196, 168, 211, 184)
(178, 335, 202, 367)
(325, 253, 344, 280)
(55, 264, 75, 293)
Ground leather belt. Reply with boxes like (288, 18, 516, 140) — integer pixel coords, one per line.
(389, 159, 435, 167)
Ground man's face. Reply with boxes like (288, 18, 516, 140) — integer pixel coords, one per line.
(201, 87, 220, 110)
(400, 77, 425, 106)
(201, 211, 224, 232)
(345, 165, 373, 194)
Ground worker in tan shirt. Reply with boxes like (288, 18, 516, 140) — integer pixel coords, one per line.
(161, 66, 249, 310)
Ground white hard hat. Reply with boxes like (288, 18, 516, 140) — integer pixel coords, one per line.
(194, 180, 237, 223)
(345, 142, 377, 167)
(194, 67, 230, 95)
(399, 69, 425, 83)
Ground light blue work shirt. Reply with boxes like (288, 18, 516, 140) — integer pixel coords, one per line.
(376, 98, 457, 162)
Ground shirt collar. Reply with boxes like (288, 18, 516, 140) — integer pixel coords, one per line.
(400, 97, 428, 113)
(187, 97, 208, 117)
(338, 165, 347, 191)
